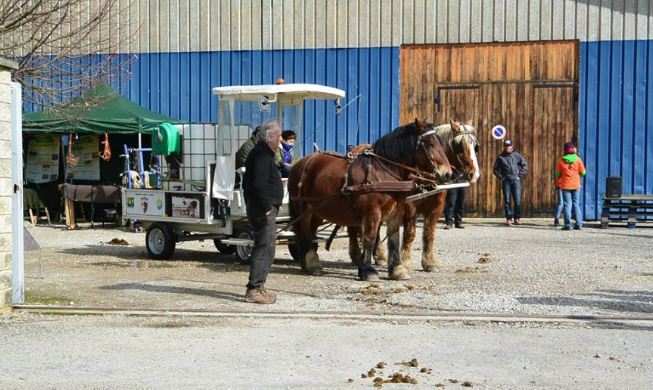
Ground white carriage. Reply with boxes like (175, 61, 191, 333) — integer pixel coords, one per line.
(121, 83, 346, 263)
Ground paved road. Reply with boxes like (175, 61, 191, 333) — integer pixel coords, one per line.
(1, 313, 651, 389)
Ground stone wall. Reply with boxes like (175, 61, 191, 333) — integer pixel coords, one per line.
(0, 60, 16, 309)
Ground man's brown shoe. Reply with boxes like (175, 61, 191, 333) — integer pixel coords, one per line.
(245, 286, 277, 304)
(514, 219, 521, 225)
(506, 219, 512, 226)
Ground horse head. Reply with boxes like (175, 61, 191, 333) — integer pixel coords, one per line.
(448, 119, 480, 183)
(413, 118, 452, 183)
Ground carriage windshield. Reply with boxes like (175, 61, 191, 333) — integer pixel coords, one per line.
(213, 84, 345, 158)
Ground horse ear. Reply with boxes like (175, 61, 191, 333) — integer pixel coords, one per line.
(450, 118, 461, 133)
(414, 118, 425, 129)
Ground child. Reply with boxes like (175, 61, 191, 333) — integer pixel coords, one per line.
(276, 130, 296, 177)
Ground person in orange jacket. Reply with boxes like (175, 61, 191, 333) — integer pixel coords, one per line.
(555, 142, 586, 230)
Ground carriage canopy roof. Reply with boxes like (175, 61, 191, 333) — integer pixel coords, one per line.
(211, 83, 345, 101)
(23, 83, 179, 134)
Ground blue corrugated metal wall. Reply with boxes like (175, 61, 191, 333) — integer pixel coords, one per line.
(119, 47, 399, 156)
(579, 40, 653, 220)
(23, 41, 653, 220)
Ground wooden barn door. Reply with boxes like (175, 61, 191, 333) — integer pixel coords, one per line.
(400, 41, 578, 217)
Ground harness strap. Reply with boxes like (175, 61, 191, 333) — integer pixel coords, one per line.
(365, 151, 441, 186)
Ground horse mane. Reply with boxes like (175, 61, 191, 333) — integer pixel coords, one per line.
(372, 122, 420, 165)
(433, 124, 455, 150)
(434, 123, 477, 151)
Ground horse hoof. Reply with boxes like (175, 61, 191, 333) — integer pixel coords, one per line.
(374, 260, 388, 268)
(422, 263, 439, 272)
(306, 267, 322, 276)
(365, 273, 380, 282)
(390, 265, 411, 280)
(360, 271, 379, 282)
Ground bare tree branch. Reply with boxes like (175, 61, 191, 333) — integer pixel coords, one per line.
(0, 0, 138, 111)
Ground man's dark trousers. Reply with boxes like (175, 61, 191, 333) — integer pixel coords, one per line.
(502, 179, 522, 220)
(444, 187, 466, 224)
(246, 206, 277, 289)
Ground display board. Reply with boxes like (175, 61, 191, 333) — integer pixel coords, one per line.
(67, 134, 100, 181)
(25, 134, 60, 184)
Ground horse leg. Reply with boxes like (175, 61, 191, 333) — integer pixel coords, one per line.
(387, 213, 411, 280)
(401, 215, 416, 271)
(373, 223, 388, 267)
(348, 226, 363, 264)
(304, 215, 323, 276)
(422, 208, 442, 272)
(358, 219, 380, 282)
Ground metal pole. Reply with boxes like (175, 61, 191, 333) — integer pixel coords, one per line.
(10, 82, 24, 304)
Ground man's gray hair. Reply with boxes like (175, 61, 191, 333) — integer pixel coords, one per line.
(259, 120, 280, 140)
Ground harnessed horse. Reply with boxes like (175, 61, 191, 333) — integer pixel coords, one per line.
(288, 119, 452, 281)
(349, 119, 480, 278)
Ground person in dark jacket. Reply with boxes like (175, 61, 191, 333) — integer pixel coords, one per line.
(444, 187, 466, 229)
(235, 126, 260, 170)
(493, 139, 528, 226)
(242, 121, 283, 304)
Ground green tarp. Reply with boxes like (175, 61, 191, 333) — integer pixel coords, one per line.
(23, 83, 179, 134)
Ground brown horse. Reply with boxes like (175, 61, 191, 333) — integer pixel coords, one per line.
(400, 120, 479, 272)
(288, 119, 452, 281)
(363, 119, 480, 274)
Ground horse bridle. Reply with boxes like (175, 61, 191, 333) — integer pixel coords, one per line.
(451, 124, 479, 171)
(416, 127, 446, 176)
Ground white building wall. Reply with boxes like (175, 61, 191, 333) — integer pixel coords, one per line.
(0, 63, 13, 309)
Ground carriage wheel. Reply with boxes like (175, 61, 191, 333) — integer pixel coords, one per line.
(213, 239, 236, 255)
(145, 222, 176, 260)
(235, 229, 254, 265)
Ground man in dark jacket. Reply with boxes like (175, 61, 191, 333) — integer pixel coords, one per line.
(493, 139, 528, 226)
(242, 121, 283, 304)
(235, 126, 260, 170)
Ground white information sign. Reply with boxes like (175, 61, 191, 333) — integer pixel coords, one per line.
(25, 134, 60, 184)
(67, 134, 100, 181)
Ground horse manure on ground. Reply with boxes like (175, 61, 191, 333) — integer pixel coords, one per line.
(368, 368, 377, 377)
(455, 266, 488, 273)
(347, 378, 354, 383)
(462, 381, 474, 387)
(387, 373, 418, 384)
(376, 361, 387, 369)
(361, 284, 383, 295)
(397, 358, 419, 367)
(404, 283, 415, 290)
(449, 378, 460, 383)
(477, 256, 491, 264)
(371, 373, 418, 387)
(435, 384, 445, 388)
(107, 238, 129, 245)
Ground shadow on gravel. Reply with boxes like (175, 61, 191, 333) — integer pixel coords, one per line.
(587, 320, 653, 331)
(98, 282, 244, 302)
(517, 289, 653, 317)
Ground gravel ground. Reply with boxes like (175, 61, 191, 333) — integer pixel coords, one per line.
(1, 313, 652, 389)
(20, 218, 653, 317)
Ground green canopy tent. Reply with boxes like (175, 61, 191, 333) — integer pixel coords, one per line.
(23, 83, 179, 134)
(21, 84, 181, 220)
